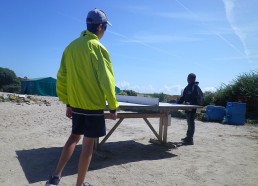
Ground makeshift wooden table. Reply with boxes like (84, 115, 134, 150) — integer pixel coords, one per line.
(95, 96, 202, 149)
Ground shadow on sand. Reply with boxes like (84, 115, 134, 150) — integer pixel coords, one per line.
(16, 140, 177, 183)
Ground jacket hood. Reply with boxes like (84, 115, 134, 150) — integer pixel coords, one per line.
(189, 81, 199, 85)
(194, 81, 199, 85)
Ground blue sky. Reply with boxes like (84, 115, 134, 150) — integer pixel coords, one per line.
(0, 0, 257, 95)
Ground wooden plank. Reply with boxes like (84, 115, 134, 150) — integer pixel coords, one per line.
(99, 111, 172, 148)
(159, 117, 163, 137)
(143, 118, 162, 142)
(94, 138, 99, 150)
(168, 114, 171, 126)
(117, 95, 159, 106)
(99, 118, 124, 148)
(162, 114, 168, 143)
(159, 102, 202, 108)
(105, 113, 165, 119)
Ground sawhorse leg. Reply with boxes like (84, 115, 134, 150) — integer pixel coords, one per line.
(94, 118, 124, 150)
(149, 112, 170, 145)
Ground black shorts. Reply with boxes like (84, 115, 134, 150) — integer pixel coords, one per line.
(71, 108, 106, 138)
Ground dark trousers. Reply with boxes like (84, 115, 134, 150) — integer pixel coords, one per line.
(186, 112, 195, 138)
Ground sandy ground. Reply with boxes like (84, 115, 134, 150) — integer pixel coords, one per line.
(0, 95, 258, 186)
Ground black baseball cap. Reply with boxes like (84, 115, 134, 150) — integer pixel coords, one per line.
(86, 8, 112, 26)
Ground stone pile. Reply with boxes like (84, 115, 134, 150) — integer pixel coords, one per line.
(0, 93, 51, 106)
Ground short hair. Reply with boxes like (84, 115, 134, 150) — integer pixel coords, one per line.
(188, 73, 196, 80)
(86, 17, 100, 33)
(86, 18, 107, 34)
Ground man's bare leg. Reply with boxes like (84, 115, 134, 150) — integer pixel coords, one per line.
(53, 134, 81, 177)
(76, 136, 95, 186)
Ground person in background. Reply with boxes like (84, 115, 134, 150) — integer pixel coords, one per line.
(45, 8, 119, 186)
(177, 73, 202, 145)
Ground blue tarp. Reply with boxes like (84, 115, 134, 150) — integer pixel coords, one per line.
(21, 77, 57, 97)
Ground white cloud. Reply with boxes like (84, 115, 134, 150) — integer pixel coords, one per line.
(156, 12, 220, 22)
(161, 85, 184, 95)
(222, 0, 258, 61)
(212, 55, 246, 61)
(116, 81, 156, 93)
(117, 81, 183, 94)
(202, 86, 216, 93)
(223, 0, 248, 55)
(116, 81, 218, 95)
(107, 30, 182, 58)
(174, 0, 250, 59)
(140, 85, 156, 93)
(128, 34, 202, 44)
(116, 81, 130, 90)
(123, 5, 151, 13)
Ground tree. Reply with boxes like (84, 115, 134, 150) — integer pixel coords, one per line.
(0, 67, 20, 93)
(213, 70, 258, 119)
(118, 90, 128, 96)
(122, 89, 138, 96)
(152, 92, 166, 102)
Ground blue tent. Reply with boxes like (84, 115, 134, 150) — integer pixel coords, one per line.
(21, 77, 57, 97)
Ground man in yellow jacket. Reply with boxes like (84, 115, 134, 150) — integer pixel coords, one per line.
(46, 8, 119, 186)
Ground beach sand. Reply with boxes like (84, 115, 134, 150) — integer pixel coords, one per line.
(0, 94, 258, 186)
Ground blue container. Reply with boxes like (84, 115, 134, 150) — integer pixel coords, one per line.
(205, 105, 226, 122)
(226, 102, 246, 114)
(225, 102, 246, 125)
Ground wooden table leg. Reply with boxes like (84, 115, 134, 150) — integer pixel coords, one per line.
(159, 116, 164, 139)
(149, 115, 165, 145)
(162, 113, 169, 143)
(94, 138, 99, 150)
(143, 118, 162, 142)
(98, 118, 124, 149)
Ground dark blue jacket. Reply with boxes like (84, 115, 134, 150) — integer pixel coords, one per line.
(178, 82, 200, 111)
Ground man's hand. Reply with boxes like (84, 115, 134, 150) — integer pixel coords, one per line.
(109, 113, 117, 120)
(105, 112, 117, 120)
(183, 101, 190, 105)
(66, 106, 72, 119)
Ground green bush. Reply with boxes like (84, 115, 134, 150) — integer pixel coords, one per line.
(170, 110, 186, 119)
(203, 91, 214, 106)
(118, 90, 127, 96)
(121, 89, 138, 96)
(2, 84, 21, 93)
(213, 70, 258, 119)
(152, 92, 166, 102)
(0, 67, 21, 93)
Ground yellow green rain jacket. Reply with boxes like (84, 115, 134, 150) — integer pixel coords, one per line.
(56, 30, 119, 110)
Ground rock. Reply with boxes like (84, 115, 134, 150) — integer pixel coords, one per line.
(0, 93, 52, 106)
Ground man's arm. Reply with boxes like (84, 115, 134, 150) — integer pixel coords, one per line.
(66, 105, 72, 119)
(56, 50, 69, 105)
(92, 46, 119, 111)
(190, 84, 199, 105)
(177, 88, 186, 104)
